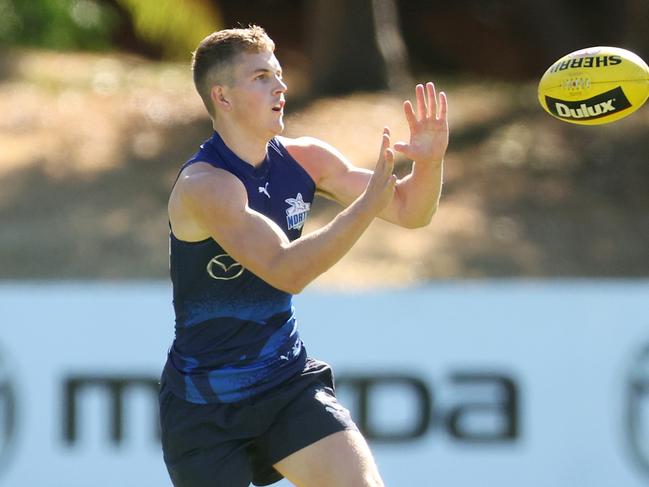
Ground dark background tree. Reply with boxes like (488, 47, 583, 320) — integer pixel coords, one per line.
(1, 0, 649, 280)
(3, 0, 648, 86)
(306, 0, 411, 95)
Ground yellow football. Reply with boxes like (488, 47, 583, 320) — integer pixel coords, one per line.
(538, 46, 649, 125)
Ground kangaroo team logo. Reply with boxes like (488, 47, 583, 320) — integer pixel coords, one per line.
(285, 193, 311, 231)
(206, 254, 244, 280)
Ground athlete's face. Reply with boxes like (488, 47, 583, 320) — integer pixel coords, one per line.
(223, 51, 287, 138)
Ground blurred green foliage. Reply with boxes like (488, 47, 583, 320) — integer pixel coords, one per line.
(0, 0, 117, 50)
(115, 0, 222, 58)
(0, 0, 222, 58)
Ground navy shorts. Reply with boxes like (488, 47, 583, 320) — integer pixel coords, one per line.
(159, 358, 358, 487)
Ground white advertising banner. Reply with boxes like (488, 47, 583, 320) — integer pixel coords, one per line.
(0, 281, 647, 487)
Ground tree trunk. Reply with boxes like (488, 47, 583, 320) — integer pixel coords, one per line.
(624, 0, 649, 58)
(306, 0, 411, 96)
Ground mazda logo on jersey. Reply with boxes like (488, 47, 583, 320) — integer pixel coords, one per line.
(625, 342, 649, 479)
(206, 254, 244, 280)
(0, 345, 17, 478)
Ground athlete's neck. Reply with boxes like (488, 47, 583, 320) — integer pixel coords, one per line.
(212, 120, 270, 167)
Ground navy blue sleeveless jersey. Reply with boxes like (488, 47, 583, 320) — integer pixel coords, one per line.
(163, 131, 316, 404)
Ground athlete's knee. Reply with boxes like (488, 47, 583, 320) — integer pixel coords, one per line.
(344, 435, 385, 487)
(359, 462, 385, 487)
(344, 450, 385, 487)
(361, 472, 385, 487)
(319, 471, 383, 487)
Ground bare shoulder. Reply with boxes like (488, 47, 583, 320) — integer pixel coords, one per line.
(277, 135, 345, 161)
(169, 162, 246, 241)
(175, 162, 244, 203)
(276, 135, 350, 183)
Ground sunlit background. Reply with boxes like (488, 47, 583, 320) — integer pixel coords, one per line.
(1, 1, 648, 486)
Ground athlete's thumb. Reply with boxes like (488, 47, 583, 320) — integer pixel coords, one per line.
(393, 142, 408, 154)
(384, 147, 395, 174)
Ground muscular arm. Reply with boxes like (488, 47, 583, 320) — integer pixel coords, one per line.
(174, 131, 396, 294)
(283, 135, 443, 229)
(283, 82, 449, 229)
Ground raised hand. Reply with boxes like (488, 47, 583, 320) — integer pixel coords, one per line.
(364, 127, 397, 212)
(394, 82, 449, 166)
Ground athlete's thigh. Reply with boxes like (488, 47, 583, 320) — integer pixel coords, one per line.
(272, 429, 384, 487)
(159, 381, 253, 487)
(165, 445, 252, 487)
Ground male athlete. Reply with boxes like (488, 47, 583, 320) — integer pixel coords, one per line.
(159, 25, 449, 487)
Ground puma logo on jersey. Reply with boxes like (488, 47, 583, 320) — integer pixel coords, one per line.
(285, 193, 311, 230)
(258, 182, 270, 198)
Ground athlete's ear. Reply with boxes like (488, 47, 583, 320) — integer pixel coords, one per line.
(211, 85, 231, 111)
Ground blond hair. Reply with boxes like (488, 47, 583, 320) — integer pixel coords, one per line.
(192, 25, 275, 117)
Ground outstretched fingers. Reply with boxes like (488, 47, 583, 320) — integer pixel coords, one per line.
(437, 90, 448, 122)
(365, 127, 397, 211)
(384, 146, 395, 175)
(377, 127, 394, 175)
(379, 127, 390, 156)
(402, 100, 417, 132)
(426, 82, 437, 119)
(397, 82, 449, 163)
(415, 84, 428, 120)
(408, 82, 446, 123)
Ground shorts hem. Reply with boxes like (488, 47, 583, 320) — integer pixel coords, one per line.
(266, 414, 359, 467)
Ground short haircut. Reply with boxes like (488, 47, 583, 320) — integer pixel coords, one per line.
(192, 25, 275, 117)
